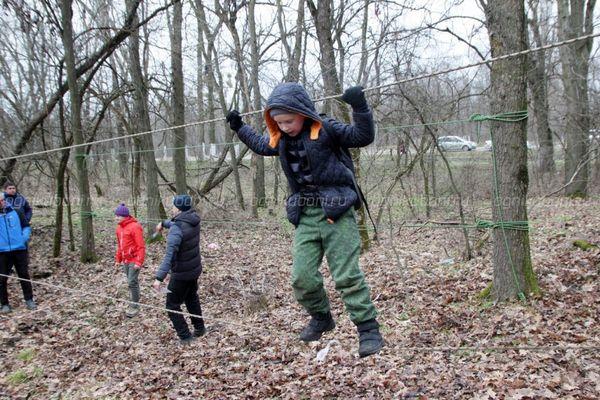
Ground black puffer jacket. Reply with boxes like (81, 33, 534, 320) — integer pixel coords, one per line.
(156, 210, 202, 281)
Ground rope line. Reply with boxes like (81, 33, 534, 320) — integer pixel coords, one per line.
(61, 210, 531, 232)
(1, 273, 598, 353)
(77, 111, 525, 159)
(1, 32, 599, 163)
(0, 272, 269, 334)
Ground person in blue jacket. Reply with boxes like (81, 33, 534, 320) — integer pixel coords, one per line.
(226, 83, 383, 357)
(3, 181, 32, 223)
(0, 192, 36, 313)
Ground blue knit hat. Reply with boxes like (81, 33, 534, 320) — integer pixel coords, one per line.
(173, 195, 192, 211)
(114, 203, 130, 217)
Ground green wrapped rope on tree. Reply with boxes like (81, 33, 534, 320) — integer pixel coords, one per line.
(469, 110, 528, 123)
(475, 219, 531, 231)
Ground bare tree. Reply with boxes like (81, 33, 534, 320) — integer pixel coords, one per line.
(307, 0, 371, 250)
(248, 0, 266, 217)
(169, 0, 187, 193)
(557, 0, 596, 197)
(0, 0, 159, 185)
(126, 0, 164, 233)
(481, 0, 540, 301)
(60, 0, 96, 262)
(277, 0, 305, 82)
(526, 0, 556, 176)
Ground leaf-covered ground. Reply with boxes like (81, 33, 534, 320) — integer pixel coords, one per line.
(1, 198, 599, 399)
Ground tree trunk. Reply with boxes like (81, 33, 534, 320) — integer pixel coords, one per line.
(53, 97, 71, 258)
(127, 0, 163, 234)
(60, 0, 96, 262)
(307, 0, 371, 250)
(557, 0, 596, 198)
(170, 0, 187, 194)
(482, 0, 539, 300)
(527, 0, 556, 176)
(214, 1, 246, 210)
(418, 134, 431, 218)
(248, 0, 266, 216)
(195, 0, 206, 161)
(277, 0, 305, 82)
(65, 172, 75, 252)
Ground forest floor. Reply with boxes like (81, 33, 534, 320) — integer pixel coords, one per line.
(0, 197, 599, 399)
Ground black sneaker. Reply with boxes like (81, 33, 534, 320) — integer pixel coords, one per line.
(299, 312, 336, 342)
(356, 319, 383, 357)
(180, 336, 196, 345)
(25, 299, 37, 310)
(193, 325, 206, 337)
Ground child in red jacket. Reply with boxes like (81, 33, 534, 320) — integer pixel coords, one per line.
(115, 203, 145, 317)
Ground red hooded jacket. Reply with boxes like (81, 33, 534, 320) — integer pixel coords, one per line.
(115, 216, 146, 267)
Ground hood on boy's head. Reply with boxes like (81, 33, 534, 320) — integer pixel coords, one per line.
(175, 209, 200, 227)
(264, 82, 322, 148)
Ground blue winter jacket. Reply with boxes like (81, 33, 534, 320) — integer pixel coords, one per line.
(0, 206, 31, 252)
(3, 192, 32, 222)
(236, 82, 375, 225)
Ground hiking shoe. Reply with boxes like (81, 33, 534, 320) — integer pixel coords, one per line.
(25, 299, 37, 310)
(125, 304, 140, 318)
(193, 325, 206, 337)
(299, 312, 336, 342)
(357, 319, 383, 357)
(0, 304, 12, 314)
(180, 336, 196, 345)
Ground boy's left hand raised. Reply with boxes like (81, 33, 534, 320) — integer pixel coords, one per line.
(341, 86, 368, 109)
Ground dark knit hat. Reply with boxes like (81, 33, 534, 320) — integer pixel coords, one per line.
(269, 108, 295, 118)
(173, 195, 192, 212)
(114, 203, 130, 217)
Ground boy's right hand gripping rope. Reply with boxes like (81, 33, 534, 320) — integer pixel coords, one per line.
(226, 110, 244, 132)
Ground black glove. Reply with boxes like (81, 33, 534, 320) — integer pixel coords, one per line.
(341, 86, 368, 111)
(226, 110, 244, 132)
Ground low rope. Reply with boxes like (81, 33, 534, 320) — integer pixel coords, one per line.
(0, 272, 267, 334)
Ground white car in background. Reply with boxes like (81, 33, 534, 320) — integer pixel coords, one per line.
(437, 136, 477, 151)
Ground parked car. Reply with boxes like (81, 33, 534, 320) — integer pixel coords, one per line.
(437, 136, 477, 151)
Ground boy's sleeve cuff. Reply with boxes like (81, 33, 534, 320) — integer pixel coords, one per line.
(352, 103, 370, 114)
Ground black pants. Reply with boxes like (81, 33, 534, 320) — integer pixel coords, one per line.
(166, 278, 204, 339)
(0, 250, 33, 306)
